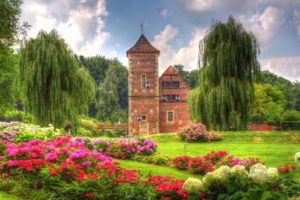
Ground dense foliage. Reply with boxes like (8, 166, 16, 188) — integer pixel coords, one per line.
(0, 0, 25, 115)
(178, 123, 221, 142)
(259, 70, 300, 111)
(192, 17, 260, 130)
(174, 64, 199, 89)
(18, 30, 95, 129)
(78, 56, 128, 122)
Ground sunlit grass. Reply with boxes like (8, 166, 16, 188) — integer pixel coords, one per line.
(116, 131, 300, 180)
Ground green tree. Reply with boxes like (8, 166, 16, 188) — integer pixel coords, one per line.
(18, 30, 95, 129)
(0, 0, 24, 114)
(96, 64, 120, 121)
(251, 83, 286, 124)
(77, 55, 109, 85)
(259, 70, 298, 110)
(174, 64, 199, 89)
(192, 17, 260, 130)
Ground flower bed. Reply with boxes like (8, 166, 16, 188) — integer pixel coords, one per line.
(172, 151, 263, 175)
(0, 134, 184, 200)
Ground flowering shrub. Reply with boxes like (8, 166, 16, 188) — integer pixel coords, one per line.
(0, 131, 18, 142)
(188, 157, 214, 175)
(178, 123, 212, 142)
(182, 164, 300, 199)
(277, 163, 297, 173)
(172, 156, 191, 170)
(172, 151, 266, 176)
(0, 134, 187, 200)
(89, 137, 157, 159)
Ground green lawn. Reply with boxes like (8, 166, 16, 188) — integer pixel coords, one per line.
(0, 191, 22, 200)
(116, 131, 300, 180)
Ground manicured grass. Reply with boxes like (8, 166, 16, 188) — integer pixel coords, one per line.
(116, 131, 300, 180)
(0, 191, 22, 200)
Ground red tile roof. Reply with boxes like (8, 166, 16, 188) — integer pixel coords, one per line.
(127, 34, 159, 55)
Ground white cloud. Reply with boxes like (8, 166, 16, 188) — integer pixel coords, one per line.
(184, 0, 218, 12)
(293, 9, 300, 36)
(161, 9, 173, 18)
(20, 0, 109, 56)
(152, 24, 207, 73)
(239, 6, 283, 47)
(261, 56, 300, 82)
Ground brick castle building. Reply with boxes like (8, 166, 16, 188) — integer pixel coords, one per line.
(127, 34, 189, 135)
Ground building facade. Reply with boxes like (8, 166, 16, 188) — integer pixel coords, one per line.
(127, 34, 189, 135)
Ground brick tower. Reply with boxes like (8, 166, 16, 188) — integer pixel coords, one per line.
(127, 34, 160, 135)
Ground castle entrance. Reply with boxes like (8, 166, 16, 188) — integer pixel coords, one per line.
(139, 120, 148, 135)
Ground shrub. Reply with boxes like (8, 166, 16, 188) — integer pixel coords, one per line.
(0, 110, 32, 123)
(209, 131, 222, 141)
(132, 154, 172, 166)
(188, 157, 214, 175)
(182, 164, 300, 199)
(172, 156, 191, 170)
(178, 123, 211, 142)
(281, 110, 300, 130)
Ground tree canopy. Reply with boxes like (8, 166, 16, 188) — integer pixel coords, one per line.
(18, 30, 95, 128)
(0, 0, 23, 114)
(191, 17, 260, 130)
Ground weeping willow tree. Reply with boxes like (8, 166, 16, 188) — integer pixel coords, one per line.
(192, 17, 260, 130)
(18, 30, 95, 129)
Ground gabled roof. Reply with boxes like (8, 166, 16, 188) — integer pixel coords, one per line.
(127, 34, 160, 56)
(159, 66, 190, 89)
(161, 66, 180, 76)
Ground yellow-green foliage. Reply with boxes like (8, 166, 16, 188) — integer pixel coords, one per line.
(18, 30, 95, 129)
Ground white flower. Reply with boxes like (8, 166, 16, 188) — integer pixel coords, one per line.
(295, 152, 300, 167)
(250, 163, 268, 184)
(202, 172, 219, 188)
(215, 165, 231, 182)
(231, 165, 249, 176)
(267, 167, 278, 179)
(182, 178, 204, 194)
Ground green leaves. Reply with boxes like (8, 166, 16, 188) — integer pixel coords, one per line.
(18, 30, 95, 129)
(192, 16, 260, 130)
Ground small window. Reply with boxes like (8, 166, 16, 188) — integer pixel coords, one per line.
(141, 75, 147, 89)
(137, 114, 147, 121)
(162, 82, 170, 88)
(167, 111, 174, 123)
(162, 95, 170, 102)
(175, 95, 180, 101)
(172, 82, 180, 88)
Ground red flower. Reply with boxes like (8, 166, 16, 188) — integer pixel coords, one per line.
(292, 166, 297, 171)
(84, 193, 93, 197)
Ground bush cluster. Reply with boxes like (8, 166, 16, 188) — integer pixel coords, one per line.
(0, 134, 187, 200)
(178, 123, 221, 142)
(172, 151, 265, 175)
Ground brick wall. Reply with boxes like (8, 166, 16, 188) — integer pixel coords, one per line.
(247, 123, 277, 131)
(159, 66, 190, 133)
(128, 52, 159, 136)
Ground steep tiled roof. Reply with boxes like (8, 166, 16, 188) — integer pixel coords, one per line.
(161, 66, 180, 76)
(127, 34, 160, 55)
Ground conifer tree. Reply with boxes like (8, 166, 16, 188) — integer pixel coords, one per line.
(19, 30, 95, 129)
(193, 17, 260, 130)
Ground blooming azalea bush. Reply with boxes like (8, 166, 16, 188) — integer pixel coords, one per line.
(88, 137, 157, 159)
(172, 151, 266, 176)
(0, 134, 187, 200)
(178, 123, 221, 142)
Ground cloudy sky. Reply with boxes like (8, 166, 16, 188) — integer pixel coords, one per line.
(20, 0, 300, 82)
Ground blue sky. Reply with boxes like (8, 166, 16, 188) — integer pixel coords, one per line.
(20, 0, 300, 81)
